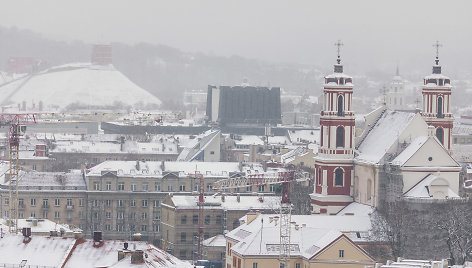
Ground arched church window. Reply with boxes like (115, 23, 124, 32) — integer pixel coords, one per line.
(437, 97, 443, 118)
(337, 95, 344, 116)
(336, 126, 344, 148)
(436, 128, 444, 145)
(367, 179, 372, 201)
(334, 168, 343, 187)
(317, 168, 322, 186)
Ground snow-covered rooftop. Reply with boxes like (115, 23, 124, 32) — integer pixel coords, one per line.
(403, 173, 460, 199)
(168, 195, 281, 211)
(391, 136, 429, 166)
(288, 129, 320, 144)
(202, 234, 226, 248)
(0, 170, 86, 190)
(357, 111, 416, 164)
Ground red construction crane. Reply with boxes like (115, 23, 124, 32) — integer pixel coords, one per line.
(212, 168, 310, 268)
(0, 113, 38, 233)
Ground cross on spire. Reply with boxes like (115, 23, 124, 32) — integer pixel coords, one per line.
(335, 40, 343, 64)
(433, 40, 442, 65)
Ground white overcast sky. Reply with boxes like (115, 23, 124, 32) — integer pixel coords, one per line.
(0, 0, 471, 74)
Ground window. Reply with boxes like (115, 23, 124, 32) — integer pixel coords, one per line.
(55, 198, 60, 206)
(339, 249, 344, 258)
(105, 200, 111, 207)
(117, 212, 124, 219)
(210, 151, 215, 155)
(181, 215, 187, 224)
(337, 95, 344, 116)
(18, 198, 24, 207)
(246, 186, 252, 192)
(66, 199, 72, 206)
(436, 128, 444, 145)
(317, 168, 322, 186)
(106, 212, 111, 219)
(193, 215, 198, 224)
(67, 211, 72, 220)
(105, 224, 111, 231)
(142, 183, 149, 191)
(142, 200, 148, 207)
(31, 198, 36, 206)
(142, 212, 147, 220)
(42, 199, 49, 208)
(335, 168, 344, 187)
(295, 264, 300, 268)
(168, 185, 173, 191)
(54, 211, 60, 219)
(253, 263, 258, 268)
(216, 215, 222, 225)
(258, 185, 264, 192)
(270, 184, 276, 192)
(79, 199, 84, 207)
(118, 182, 125, 191)
(207, 184, 212, 192)
(117, 200, 124, 207)
(437, 97, 444, 118)
(30, 211, 36, 218)
(92, 200, 99, 207)
(93, 182, 100, 190)
(4, 198, 9, 205)
(130, 200, 136, 207)
(32, 164, 37, 171)
(181, 232, 186, 242)
(116, 224, 124, 232)
(153, 200, 160, 207)
(179, 184, 186, 191)
(205, 215, 210, 225)
(155, 182, 161, 191)
(131, 183, 137, 191)
(93, 211, 99, 220)
(106, 182, 112, 190)
(336, 126, 344, 148)
(141, 225, 147, 231)
(42, 211, 47, 218)
(152, 225, 160, 232)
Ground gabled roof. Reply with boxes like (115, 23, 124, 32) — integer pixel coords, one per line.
(391, 136, 429, 166)
(177, 130, 220, 161)
(403, 173, 460, 199)
(356, 111, 417, 164)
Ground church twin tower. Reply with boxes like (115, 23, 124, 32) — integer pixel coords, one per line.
(311, 41, 453, 214)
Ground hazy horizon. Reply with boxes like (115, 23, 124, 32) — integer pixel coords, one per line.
(1, 0, 471, 76)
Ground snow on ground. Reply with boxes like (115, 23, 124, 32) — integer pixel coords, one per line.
(0, 63, 161, 110)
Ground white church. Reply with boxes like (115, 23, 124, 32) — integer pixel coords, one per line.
(310, 42, 461, 214)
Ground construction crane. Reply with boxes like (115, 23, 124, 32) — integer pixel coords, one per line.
(212, 168, 310, 268)
(0, 111, 182, 233)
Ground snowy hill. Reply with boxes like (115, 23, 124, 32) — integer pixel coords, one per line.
(0, 63, 162, 111)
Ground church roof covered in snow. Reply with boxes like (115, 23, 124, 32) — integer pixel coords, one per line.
(356, 111, 417, 164)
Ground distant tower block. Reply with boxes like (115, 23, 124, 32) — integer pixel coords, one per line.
(420, 41, 453, 151)
(91, 44, 112, 65)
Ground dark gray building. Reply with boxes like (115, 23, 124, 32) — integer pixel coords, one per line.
(206, 85, 281, 125)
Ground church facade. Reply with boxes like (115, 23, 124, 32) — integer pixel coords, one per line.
(311, 43, 461, 214)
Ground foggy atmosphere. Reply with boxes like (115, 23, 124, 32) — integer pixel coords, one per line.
(0, 1, 471, 267)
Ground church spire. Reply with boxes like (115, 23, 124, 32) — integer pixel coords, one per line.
(334, 40, 344, 73)
(432, 40, 442, 74)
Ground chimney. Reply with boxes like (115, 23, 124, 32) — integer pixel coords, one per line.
(93, 231, 102, 243)
(22, 227, 31, 242)
(124, 242, 129, 250)
(74, 231, 82, 239)
(136, 160, 140, 171)
(133, 233, 142, 241)
(32, 219, 38, 226)
(302, 223, 306, 228)
(131, 250, 144, 264)
(295, 224, 299, 230)
(269, 216, 273, 223)
(246, 212, 257, 224)
(236, 193, 240, 203)
(274, 216, 279, 226)
(258, 193, 264, 202)
(221, 193, 225, 202)
(428, 125, 435, 137)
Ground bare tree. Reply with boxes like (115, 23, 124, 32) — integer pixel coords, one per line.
(369, 200, 412, 259)
(432, 199, 472, 265)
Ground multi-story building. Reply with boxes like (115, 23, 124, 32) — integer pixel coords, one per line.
(160, 194, 281, 260)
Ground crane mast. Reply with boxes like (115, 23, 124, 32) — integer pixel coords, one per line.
(212, 169, 309, 268)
